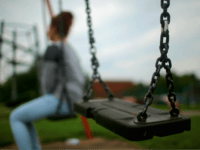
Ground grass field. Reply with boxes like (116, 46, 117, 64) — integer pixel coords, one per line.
(0, 103, 200, 149)
(151, 103, 200, 111)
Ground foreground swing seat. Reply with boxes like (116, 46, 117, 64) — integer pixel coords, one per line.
(74, 98, 191, 141)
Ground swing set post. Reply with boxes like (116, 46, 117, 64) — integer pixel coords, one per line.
(80, 116, 94, 139)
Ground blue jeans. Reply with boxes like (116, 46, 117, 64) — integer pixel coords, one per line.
(9, 94, 70, 150)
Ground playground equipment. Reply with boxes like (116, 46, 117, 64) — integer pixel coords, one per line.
(0, 21, 40, 107)
(74, 0, 191, 141)
(42, 0, 94, 140)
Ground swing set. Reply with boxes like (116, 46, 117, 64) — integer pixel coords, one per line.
(42, 0, 94, 140)
(39, 0, 191, 141)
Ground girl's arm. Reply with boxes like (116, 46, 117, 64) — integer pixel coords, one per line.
(45, 0, 55, 18)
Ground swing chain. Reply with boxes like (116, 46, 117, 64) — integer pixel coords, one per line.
(85, 0, 95, 51)
(83, 0, 114, 102)
(0, 37, 2, 59)
(0, 37, 3, 44)
(137, 0, 179, 121)
(0, 21, 4, 59)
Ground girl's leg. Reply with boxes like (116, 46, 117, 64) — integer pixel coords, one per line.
(10, 94, 70, 150)
(26, 122, 41, 150)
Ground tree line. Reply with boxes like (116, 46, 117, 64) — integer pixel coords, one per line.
(0, 58, 199, 107)
(123, 72, 200, 102)
(0, 58, 91, 108)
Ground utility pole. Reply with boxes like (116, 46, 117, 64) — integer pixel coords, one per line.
(0, 21, 4, 85)
(41, 0, 48, 48)
(33, 25, 39, 58)
(190, 83, 195, 105)
(11, 30, 17, 101)
(33, 25, 42, 95)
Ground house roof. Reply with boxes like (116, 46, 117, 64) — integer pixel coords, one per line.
(93, 80, 136, 98)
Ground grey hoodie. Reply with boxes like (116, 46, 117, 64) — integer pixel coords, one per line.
(41, 42, 86, 109)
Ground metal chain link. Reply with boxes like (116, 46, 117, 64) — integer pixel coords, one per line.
(0, 21, 4, 60)
(137, 0, 179, 121)
(0, 36, 3, 59)
(59, 0, 65, 39)
(53, 0, 75, 116)
(83, 0, 114, 102)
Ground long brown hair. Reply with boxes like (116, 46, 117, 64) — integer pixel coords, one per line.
(50, 11, 73, 38)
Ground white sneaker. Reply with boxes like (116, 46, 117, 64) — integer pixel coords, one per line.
(65, 138, 80, 145)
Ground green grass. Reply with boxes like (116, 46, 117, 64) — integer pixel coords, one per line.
(150, 103, 200, 111)
(0, 103, 200, 149)
(132, 116, 200, 149)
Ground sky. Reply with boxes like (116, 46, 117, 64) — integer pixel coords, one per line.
(0, 0, 199, 85)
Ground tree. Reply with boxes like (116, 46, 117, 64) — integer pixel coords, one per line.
(0, 57, 91, 108)
(123, 71, 200, 102)
(1, 63, 40, 108)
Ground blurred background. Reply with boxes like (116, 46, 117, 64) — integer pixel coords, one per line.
(0, 0, 200, 149)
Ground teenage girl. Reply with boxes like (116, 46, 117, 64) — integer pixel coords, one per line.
(9, 11, 85, 150)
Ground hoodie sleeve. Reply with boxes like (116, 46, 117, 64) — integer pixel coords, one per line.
(41, 45, 60, 95)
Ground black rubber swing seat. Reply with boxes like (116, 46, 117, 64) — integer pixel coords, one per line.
(74, 98, 191, 141)
(46, 113, 78, 121)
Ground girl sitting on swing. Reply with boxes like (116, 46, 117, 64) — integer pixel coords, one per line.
(9, 8, 86, 150)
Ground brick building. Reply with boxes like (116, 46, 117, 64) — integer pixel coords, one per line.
(92, 80, 136, 99)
